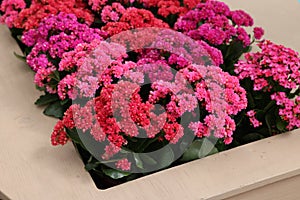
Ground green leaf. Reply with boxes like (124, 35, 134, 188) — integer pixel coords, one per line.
(179, 140, 190, 152)
(36, 85, 45, 91)
(60, 99, 70, 105)
(13, 51, 26, 62)
(242, 133, 265, 143)
(255, 110, 265, 119)
(253, 93, 264, 100)
(16, 35, 23, 41)
(265, 112, 275, 135)
(247, 92, 256, 109)
(197, 21, 203, 27)
(263, 101, 276, 113)
(276, 118, 287, 132)
(49, 70, 60, 81)
(35, 94, 59, 106)
(225, 40, 244, 61)
(288, 88, 300, 99)
(66, 128, 83, 146)
(181, 139, 218, 162)
(235, 110, 246, 127)
(140, 154, 157, 166)
(201, 140, 219, 157)
(85, 162, 101, 171)
(157, 146, 175, 168)
(243, 45, 252, 53)
(181, 140, 203, 162)
(102, 168, 131, 179)
(43, 101, 64, 118)
(198, 139, 216, 157)
(133, 153, 144, 169)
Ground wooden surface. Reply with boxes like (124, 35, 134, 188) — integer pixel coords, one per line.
(0, 0, 300, 199)
(226, 175, 300, 200)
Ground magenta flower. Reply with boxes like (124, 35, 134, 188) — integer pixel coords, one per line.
(0, 0, 25, 28)
(235, 40, 300, 91)
(115, 159, 131, 171)
(175, 0, 259, 47)
(22, 13, 107, 94)
(253, 27, 264, 40)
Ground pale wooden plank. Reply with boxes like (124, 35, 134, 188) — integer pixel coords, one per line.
(226, 175, 300, 200)
(0, 0, 300, 199)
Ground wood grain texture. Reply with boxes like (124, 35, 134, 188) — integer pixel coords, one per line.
(0, 0, 300, 199)
(225, 175, 300, 200)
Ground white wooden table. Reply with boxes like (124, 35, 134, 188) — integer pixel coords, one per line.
(0, 0, 300, 199)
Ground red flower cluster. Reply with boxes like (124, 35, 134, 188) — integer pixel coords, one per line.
(88, 0, 108, 12)
(101, 3, 126, 23)
(102, 7, 169, 36)
(13, 0, 94, 31)
(88, 0, 200, 18)
(51, 121, 69, 145)
(138, 0, 199, 18)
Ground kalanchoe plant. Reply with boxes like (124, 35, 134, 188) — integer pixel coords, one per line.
(21, 12, 107, 118)
(50, 30, 247, 188)
(174, 0, 265, 74)
(232, 40, 300, 145)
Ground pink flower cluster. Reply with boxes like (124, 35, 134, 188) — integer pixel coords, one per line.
(136, 59, 174, 82)
(11, 0, 94, 31)
(101, 3, 126, 23)
(184, 65, 247, 144)
(115, 158, 131, 171)
(271, 93, 300, 130)
(58, 39, 129, 100)
(58, 39, 109, 100)
(0, 0, 26, 28)
(175, 0, 264, 46)
(149, 29, 224, 66)
(246, 110, 262, 128)
(21, 13, 106, 94)
(235, 40, 300, 91)
(87, 0, 108, 12)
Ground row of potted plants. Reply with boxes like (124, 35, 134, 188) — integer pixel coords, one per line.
(0, 0, 299, 189)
